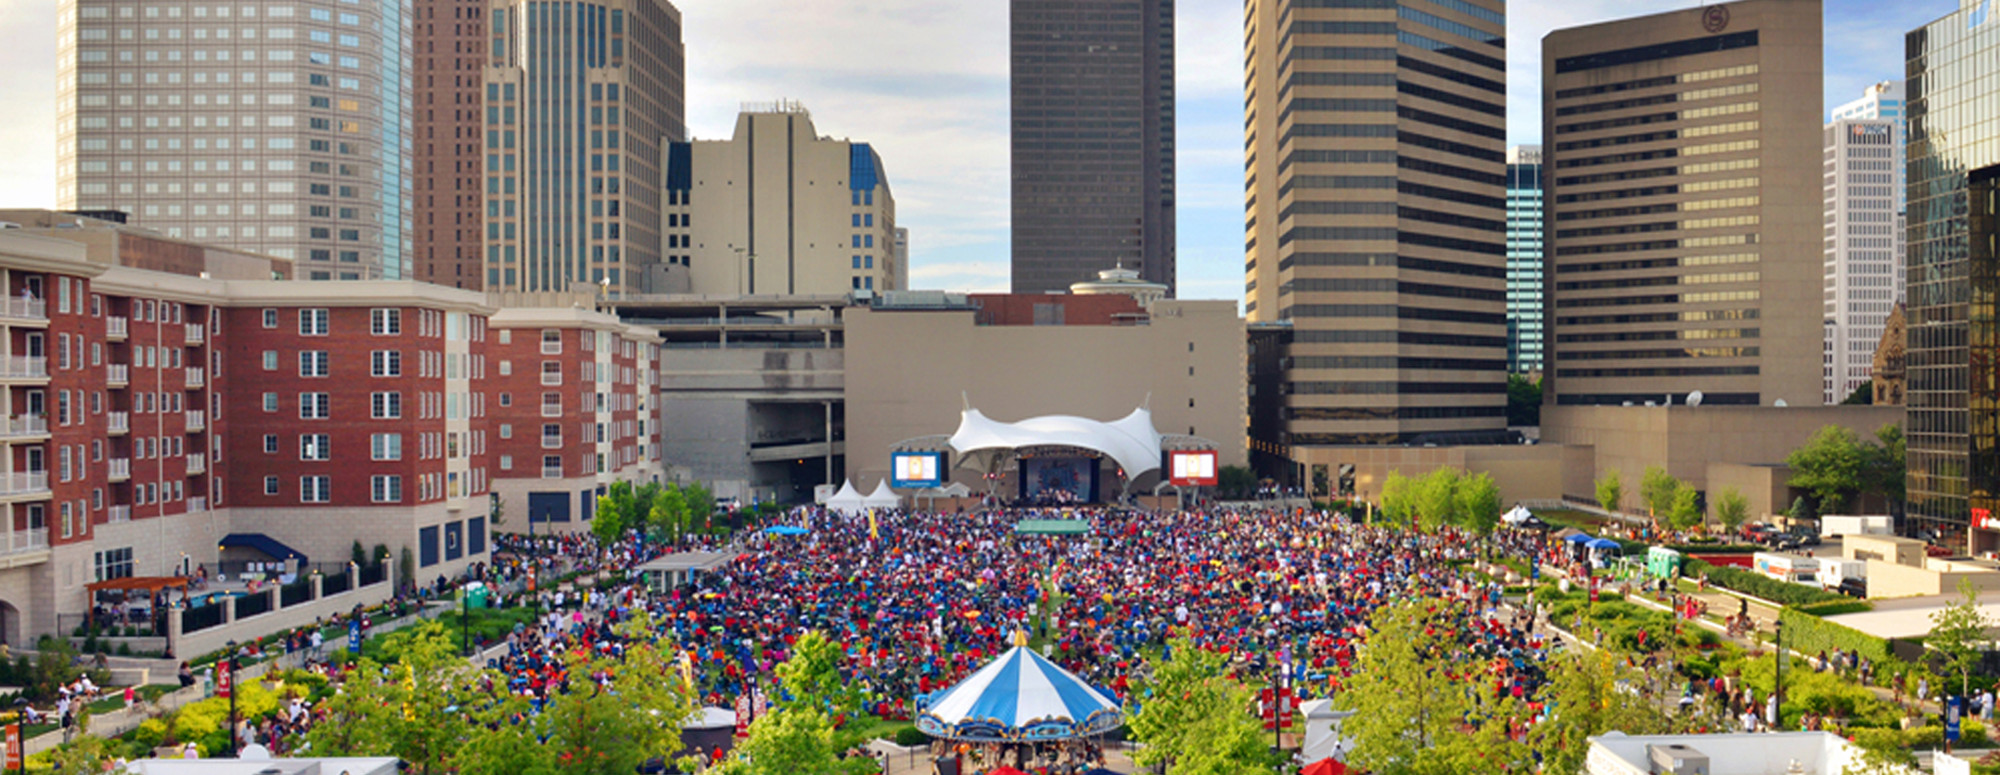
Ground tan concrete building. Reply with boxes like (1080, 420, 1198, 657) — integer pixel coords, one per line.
(1242, 0, 1511, 446)
(1542, 0, 1824, 409)
(1289, 443, 1593, 511)
(662, 104, 900, 296)
(842, 293, 1245, 491)
(0, 210, 291, 280)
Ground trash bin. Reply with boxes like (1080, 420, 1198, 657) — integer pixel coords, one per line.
(463, 583, 490, 610)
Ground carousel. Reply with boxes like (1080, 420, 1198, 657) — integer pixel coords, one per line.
(916, 633, 1124, 774)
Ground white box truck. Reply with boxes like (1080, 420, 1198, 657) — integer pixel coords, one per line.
(1753, 552, 1819, 586)
(1820, 515, 1892, 538)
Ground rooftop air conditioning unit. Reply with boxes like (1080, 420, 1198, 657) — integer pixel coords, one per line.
(1646, 743, 1710, 775)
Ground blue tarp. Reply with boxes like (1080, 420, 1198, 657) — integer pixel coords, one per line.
(763, 525, 810, 536)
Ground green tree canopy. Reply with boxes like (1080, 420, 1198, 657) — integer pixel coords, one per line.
(1714, 488, 1750, 533)
(1929, 578, 1995, 698)
(1507, 373, 1542, 427)
(1640, 465, 1681, 519)
(1786, 426, 1868, 514)
(1338, 599, 1533, 775)
(1456, 471, 1503, 535)
(1667, 487, 1704, 531)
(1414, 468, 1462, 532)
(1527, 650, 1675, 775)
(1380, 471, 1416, 525)
(1128, 634, 1283, 775)
(1595, 469, 1624, 514)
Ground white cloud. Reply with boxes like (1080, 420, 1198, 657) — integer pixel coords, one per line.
(0, 0, 58, 208)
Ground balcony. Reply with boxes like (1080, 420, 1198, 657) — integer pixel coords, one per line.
(0, 416, 47, 439)
(0, 297, 47, 323)
(541, 404, 563, 418)
(184, 454, 206, 475)
(184, 411, 205, 432)
(105, 316, 128, 339)
(184, 368, 204, 388)
(540, 372, 563, 386)
(541, 466, 563, 479)
(0, 356, 47, 380)
(184, 324, 205, 345)
(541, 436, 563, 450)
(107, 458, 130, 481)
(106, 411, 128, 434)
(106, 363, 129, 386)
(0, 471, 49, 496)
(106, 505, 130, 523)
(1, 527, 49, 566)
(187, 497, 207, 513)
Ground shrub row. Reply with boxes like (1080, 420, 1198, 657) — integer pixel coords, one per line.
(1776, 607, 1895, 666)
(1683, 558, 1850, 607)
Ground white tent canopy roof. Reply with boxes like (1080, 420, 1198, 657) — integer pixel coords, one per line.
(863, 479, 900, 509)
(947, 407, 1163, 478)
(826, 479, 866, 516)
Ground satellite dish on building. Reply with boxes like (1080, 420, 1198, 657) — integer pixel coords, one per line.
(1774, 399, 1789, 407)
(1687, 390, 1704, 407)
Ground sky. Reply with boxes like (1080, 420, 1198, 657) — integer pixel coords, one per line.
(0, 0, 1959, 299)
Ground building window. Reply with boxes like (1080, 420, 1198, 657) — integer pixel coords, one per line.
(263, 392, 278, 412)
(264, 476, 279, 495)
(371, 350, 401, 377)
(299, 392, 330, 419)
(370, 308, 400, 335)
(298, 308, 328, 335)
(263, 434, 278, 453)
(300, 475, 330, 503)
(262, 308, 278, 328)
(371, 433, 402, 460)
(372, 391, 402, 419)
(541, 329, 561, 354)
(371, 475, 401, 503)
(300, 433, 330, 461)
(262, 351, 278, 370)
(499, 454, 512, 470)
(298, 351, 329, 377)
(542, 455, 561, 478)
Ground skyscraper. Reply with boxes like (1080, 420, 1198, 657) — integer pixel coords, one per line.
(1542, 0, 1823, 408)
(411, 0, 486, 290)
(1822, 118, 1904, 405)
(56, 0, 412, 280)
(1243, 0, 1510, 445)
(1507, 146, 1546, 374)
(482, 0, 686, 294)
(1010, 0, 1175, 297)
(1831, 80, 1908, 210)
(1905, 4, 2000, 552)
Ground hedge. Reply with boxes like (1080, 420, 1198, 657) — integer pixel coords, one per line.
(1777, 607, 1895, 667)
(1665, 543, 1765, 554)
(1683, 558, 1851, 607)
(1795, 599, 1875, 617)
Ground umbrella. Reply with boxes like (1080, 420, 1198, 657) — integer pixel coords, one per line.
(1301, 758, 1350, 775)
(988, 768, 1029, 775)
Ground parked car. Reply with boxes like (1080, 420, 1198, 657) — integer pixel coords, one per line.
(1741, 523, 1777, 543)
(1836, 577, 1867, 598)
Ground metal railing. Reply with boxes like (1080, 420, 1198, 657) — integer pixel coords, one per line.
(540, 372, 562, 386)
(184, 368, 204, 388)
(184, 324, 205, 344)
(184, 411, 205, 431)
(187, 496, 207, 512)
(541, 436, 562, 449)
(0, 415, 46, 438)
(320, 571, 351, 596)
(0, 297, 48, 321)
(105, 316, 128, 338)
(542, 466, 563, 479)
(234, 589, 273, 619)
(0, 471, 49, 495)
(4, 527, 47, 554)
(184, 454, 206, 475)
(182, 602, 224, 633)
(106, 411, 129, 433)
(0, 356, 47, 379)
(107, 458, 131, 480)
(541, 404, 563, 418)
(106, 363, 129, 384)
(106, 505, 131, 523)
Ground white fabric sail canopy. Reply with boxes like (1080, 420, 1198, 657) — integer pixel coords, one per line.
(947, 407, 1163, 478)
(825, 479, 866, 516)
(862, 479, 900, 510)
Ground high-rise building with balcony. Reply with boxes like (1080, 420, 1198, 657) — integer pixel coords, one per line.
(1507, 146, 1546, 374)
(481, 0, 686, 295)
(1905, 3, 2000, 551)
(1542, 0, 1824, 409)
(56, 0, 411, 281)
(1010, 0, 1175, 297)
(1243, 0, 1510, 446)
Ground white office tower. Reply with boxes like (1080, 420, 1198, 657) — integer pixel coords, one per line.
(1822, 118, 1904, 404)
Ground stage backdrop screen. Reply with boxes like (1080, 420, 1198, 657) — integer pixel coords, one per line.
(890, 451, 948, 488)
(1166, 450, 1219, 486)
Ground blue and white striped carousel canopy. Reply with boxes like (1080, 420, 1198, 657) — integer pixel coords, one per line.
(916, 646, 1125, 742)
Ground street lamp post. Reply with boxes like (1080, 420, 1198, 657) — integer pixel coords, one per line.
(223, 640, 239, 758)
(1773, 619, 1784, 728)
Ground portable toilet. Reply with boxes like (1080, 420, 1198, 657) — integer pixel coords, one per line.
(1646, 546, 1683, 579)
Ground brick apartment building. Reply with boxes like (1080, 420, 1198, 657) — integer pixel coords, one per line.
(0, 230, 661, 644)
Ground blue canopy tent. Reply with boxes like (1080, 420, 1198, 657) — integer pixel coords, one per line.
(1564, 532, 1593, 545)
(917, 645, 1123, 743)
(1584, 537, 1623, 551)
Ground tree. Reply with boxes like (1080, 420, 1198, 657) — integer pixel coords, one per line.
(1864, 424, 1907, 511)
(774, 630, 862, 719)
(1216, 465, 1257, 500)
(489, 493, 507, 528)
(1595, 469, 1624, 514)
(1841, 383, 1874, 405)
(1128, 635, 1282, 775)
(1528, 650, 1675, 775)
(1380, 471, 1416, 525)
(1338, 599, 1531, 775)
(648, 486, 689, 544)
(1786, 425, 1868, 514)
(717, 630, 873, 775)
(306, 621, 476, 775)
(1714, 488, 1751, 534)
(1640, 465, 1681, 519)
(589, 501, 628, 544)
(1667, 487, 1703, 531)
(1414, 467, 1462, 532)
(1456, 471, 1503, 535)
(1929, 578, 1994, 698)
(1507, 373, 1542, 427)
